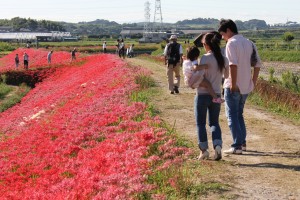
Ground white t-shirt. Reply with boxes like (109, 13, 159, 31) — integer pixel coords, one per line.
(182, 60, 204, 89)
(24, 54, 29, 61)
(47, 52, 52, 60)
(224, 34, 261, 94)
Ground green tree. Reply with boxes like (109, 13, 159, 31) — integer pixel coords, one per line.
(26, 18, 38, 30)
(283, 32, 295, 42)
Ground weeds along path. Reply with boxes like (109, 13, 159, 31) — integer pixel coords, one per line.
(128, 57, 300, 199)
(260, 61, 300, 77)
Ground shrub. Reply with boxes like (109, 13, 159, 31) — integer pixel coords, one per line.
(281, 71, 299, 93)
(283, 32, 295, 42)
(268, 67, 275, 83)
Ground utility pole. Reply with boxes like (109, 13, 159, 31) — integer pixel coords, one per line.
(153, 0, 163, 32)
(143, 1, 151, 39)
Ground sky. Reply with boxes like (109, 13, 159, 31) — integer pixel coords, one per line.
(1, 0, 299, 25)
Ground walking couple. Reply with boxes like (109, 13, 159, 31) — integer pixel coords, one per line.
(188, 20, 261, 160)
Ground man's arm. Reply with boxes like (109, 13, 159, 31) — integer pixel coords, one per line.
(163, 44, 169, 65)
(230, 65, 239, 92)
(252, 67, 260, 86)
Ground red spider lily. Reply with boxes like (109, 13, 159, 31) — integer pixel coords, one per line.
(0, 52, 190, 199)
(0, 48, 79, 72)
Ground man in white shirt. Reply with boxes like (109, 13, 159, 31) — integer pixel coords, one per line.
(163, 35, 183, 94)
(218, 19, 261, 154)
(103, 41, 107, 53)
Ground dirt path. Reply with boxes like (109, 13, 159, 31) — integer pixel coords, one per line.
(128, 58, 300, 200)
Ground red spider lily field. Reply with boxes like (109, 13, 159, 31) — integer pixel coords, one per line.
(0, 49, 190, 199)
(0, 48, 76, 72)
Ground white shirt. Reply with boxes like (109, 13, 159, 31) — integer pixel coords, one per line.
(182, 60, 198, 85)
(103, 43, 106, 49)
(24, 54, 29, 61)
(47, 52, 52, 59)
(224, 34, 261, 94)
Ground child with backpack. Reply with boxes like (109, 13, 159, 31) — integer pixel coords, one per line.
(183, 46, 224, 103)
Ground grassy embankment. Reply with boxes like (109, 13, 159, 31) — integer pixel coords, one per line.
(131, 72, 229, 199)
(0, 81, 31, 112)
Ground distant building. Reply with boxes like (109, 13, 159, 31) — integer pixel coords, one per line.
(0, 31, 75, 42)
(120, 28, 144, 38)
(121, 28, 215, 41)
(0, 26, 13, 32)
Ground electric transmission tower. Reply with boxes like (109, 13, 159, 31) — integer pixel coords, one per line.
(153, 0, 163, 31)
(143, 1, 151, 38)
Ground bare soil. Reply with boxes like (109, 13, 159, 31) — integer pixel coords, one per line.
(128, 58, 300, 200)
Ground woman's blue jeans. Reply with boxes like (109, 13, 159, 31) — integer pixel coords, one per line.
(224, 88, 248, 148)
(194, 94, 222, 151)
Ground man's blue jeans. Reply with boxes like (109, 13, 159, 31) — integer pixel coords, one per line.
(224, 88, 248, 148)
(194, 94, 222, 151)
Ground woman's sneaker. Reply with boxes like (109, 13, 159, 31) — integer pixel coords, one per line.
(198, 150, 209, 160)
(223, 147, 242, 154)
(214, 146, 222, 160)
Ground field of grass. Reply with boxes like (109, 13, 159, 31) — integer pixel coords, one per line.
(0, 83, 31, 112)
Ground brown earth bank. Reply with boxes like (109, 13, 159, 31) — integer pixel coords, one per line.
(128, 57, 300, 200)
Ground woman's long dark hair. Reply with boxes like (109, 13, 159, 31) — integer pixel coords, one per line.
(203, 31, 225, 72)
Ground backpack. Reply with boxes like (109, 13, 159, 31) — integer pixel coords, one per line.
(166, 42, 180, 65)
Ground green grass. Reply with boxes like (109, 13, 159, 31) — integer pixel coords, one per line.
(248, 93, 300, 125)
(259, 50, 300, 62)
(0, 83, 13, 99)
(0, 83, 31, 112)
(0, 42, 16, 52)
(131, 73, 159, 117)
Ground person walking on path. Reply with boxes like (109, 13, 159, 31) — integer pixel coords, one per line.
(23, 52, 29, 70)
(127, 44, 134, 58)
(163, 35, 183, 94)
(71, 48, 77, 61)
(118, 39, 125, 59)
(218, 19, 262, 154)
(47, 50, 53, 64)
(194, 32, 229, 160)
(103, 41, 107, 53)
(15, 54, 19, 69)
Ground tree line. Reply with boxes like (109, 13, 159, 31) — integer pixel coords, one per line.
(0, 17, 297, 36)
(0, 17, 66, 32)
